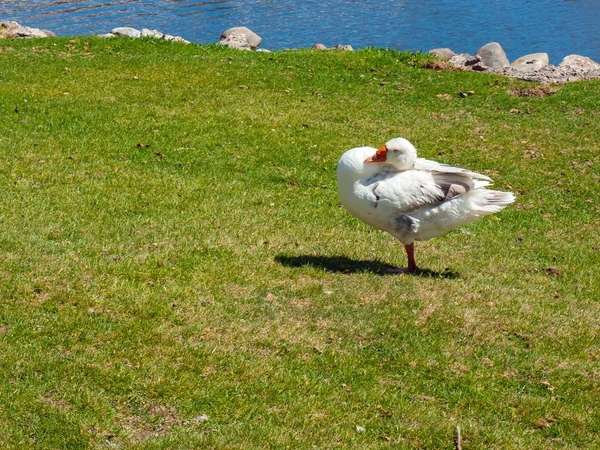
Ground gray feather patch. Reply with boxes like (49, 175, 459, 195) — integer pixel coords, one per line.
(395, 215, 420, 233)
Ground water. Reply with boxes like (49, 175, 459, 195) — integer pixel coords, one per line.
(1, 0, 599, 64)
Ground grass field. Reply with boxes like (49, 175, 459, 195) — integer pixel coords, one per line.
(0, 37, 599, 449)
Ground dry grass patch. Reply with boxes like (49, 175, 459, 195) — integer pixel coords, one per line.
(419, 59, 465, 71)
(508, 85, 560, 97)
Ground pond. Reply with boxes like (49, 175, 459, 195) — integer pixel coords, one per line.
(2, 0, 599, 64)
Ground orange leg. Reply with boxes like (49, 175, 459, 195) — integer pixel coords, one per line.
(405, 243, 418, 273)
(386, 243, 419, 274)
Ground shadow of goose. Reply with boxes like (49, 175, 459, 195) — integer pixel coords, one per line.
(275, 254, 459, 278)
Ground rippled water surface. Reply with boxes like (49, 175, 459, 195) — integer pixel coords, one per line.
(2, 0, 599, 64)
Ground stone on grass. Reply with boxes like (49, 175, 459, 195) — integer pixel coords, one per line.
(190, 414, 209, 424)
(0, 20, 54, 38)
(558, 54, 600, 72)
(476, 42, 509, 68)
(312, 43, 327, 50)
(449, 53, 485, 70)
(428, 48, 456, 60)
(511, 53, 549, 72)
(111, 27, 142, 38)
(141, 28, 164, 39)
(449, 53, 471, 66)
(219, 27, 261, 50)
(332, 44, 353, 51)
(170, 36, 191, 44)
(101, 27, 189, 43)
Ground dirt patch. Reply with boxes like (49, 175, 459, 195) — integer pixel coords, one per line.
(419, 59, 464, 71)
(118, 404, 181, 443)
(508, 85, 560, 98)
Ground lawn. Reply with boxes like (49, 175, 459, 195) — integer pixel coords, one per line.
(0, 37, 599, 449)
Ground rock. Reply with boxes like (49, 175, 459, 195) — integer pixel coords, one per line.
(111, 27, 142, 38)
(449, 53, 485, 70)
(511, 53, 549, 73)
(558, 54, 600, 72)
(428, 48, 455, 60)
(162, 33, 189, 43)
(333, 44, 353, 51)
(312, 43, 327, 50)
(190, 414, 209, 424)
(0, 20, 54, 38)
(428, 46, 600, 84)
(550, 55, 600, 82)
(219, 27, 261, 50)
(141, 28, 164, 39)
(476, 42, 509, 68)
(101, 27, 189, 43)
(169, 36, 191, 44)
(449, 53, 471, 66)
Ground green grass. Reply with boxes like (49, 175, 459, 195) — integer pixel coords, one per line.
(0, 37, 599, 449)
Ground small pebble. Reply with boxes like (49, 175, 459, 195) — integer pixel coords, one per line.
(191, 414, 209, 424)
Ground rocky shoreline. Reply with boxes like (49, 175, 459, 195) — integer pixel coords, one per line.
(3, 20, 600, 84)
(428, 42, 600, 84)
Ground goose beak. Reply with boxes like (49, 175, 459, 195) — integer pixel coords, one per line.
(364, 146, 388, 163)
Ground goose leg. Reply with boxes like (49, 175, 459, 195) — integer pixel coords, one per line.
(386, 243, 419, 274)
(405, 243, 418, 273)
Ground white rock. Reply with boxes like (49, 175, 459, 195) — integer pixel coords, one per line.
(141, 28, 164, 39)
(170, 36, 191, 44)
(190, 414, 209, 424)
(110, 27, 142, 38)
(219, 27, 261, 50)
(449, 53, 483, 69)
(511, 53, 549, 72)
(558, 54, 600, 72)
(449, 53, 471, 66)
(333, 44, 353, 51)
(0, 20, 53, 38)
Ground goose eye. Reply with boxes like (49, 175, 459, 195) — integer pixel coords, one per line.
(393, 149, 400, 153)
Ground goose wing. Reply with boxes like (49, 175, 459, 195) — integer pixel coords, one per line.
(415, 157, 493, 197)
(371, 170, 447, 214)
(415, 158, 492, 182)
(372, 157, 493, 216)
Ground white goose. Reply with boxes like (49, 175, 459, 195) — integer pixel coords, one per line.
(336, 138, 515, 273)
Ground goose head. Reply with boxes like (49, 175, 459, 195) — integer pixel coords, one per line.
(364, 137, 417, 171)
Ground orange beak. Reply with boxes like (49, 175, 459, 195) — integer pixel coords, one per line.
(364, 146, 388, 163)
